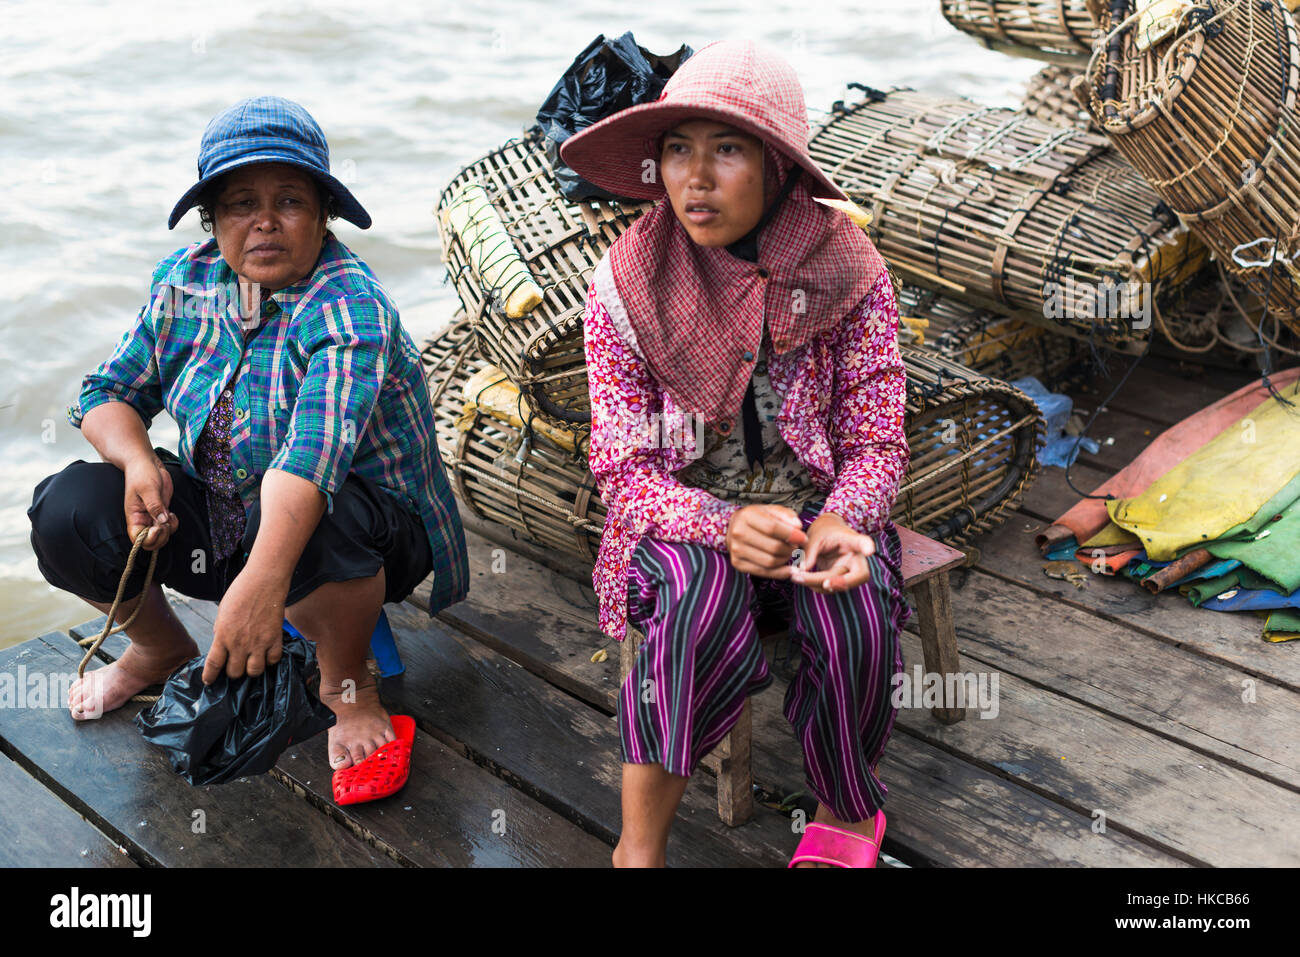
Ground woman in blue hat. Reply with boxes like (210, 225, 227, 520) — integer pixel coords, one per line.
(28, 96, 468, 794)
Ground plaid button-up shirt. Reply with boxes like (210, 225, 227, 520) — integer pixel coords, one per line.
(68, 234, 469, 616)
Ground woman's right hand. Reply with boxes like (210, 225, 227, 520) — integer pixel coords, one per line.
(726, 504, 808, 579)
(123, 453, 179, 552)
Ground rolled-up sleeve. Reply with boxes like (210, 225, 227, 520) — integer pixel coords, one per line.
(820, 273, 910, 534)
(267, 295, 391, 499)
(68, 249, 195, 430)
(69, 305, 164, 430)
(584, 283, 739, 550)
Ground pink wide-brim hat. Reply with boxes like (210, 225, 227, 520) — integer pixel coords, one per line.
(559, 39, 848, 203)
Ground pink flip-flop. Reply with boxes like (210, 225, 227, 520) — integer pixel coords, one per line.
(787, 810, 886, 868)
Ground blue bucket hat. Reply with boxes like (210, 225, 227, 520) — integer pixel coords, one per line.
(168, 95, 371, 229)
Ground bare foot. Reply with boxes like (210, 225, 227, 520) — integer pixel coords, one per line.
(68, 638, 198, 720)
(320, 676, 394, 770)
(794, 804, 882, 868)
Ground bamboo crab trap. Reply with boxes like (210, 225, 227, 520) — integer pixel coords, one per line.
(1071, 0, 1300, 335)
(422, 314, 1045, 554)
(940, 0, 1101, 63)
(896, 345, 1046, 543)
(435, 129, 649, 434)
(808, 86, 1207, 347)
(422, 315, 606, 562)
(897, 282, 1092, 384)
(902, 262, 1300, 366)
(1023, 65, 1099, 130)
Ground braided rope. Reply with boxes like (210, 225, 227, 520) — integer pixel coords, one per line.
(76, 528, 162, 704)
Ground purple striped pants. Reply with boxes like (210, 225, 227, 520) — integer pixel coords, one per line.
(622, 499, 911, 823)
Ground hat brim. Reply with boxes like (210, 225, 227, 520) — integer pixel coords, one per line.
(167, 151, 372, 229)
(558, 101, 848, 203)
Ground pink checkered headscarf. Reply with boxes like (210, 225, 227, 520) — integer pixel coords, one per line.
(562, 40, 888, 433)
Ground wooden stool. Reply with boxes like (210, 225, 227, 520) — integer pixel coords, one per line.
(618, 524, 967, 827)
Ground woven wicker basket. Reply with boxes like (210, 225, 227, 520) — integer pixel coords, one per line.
(1023, 65, 1098, 131)
(423, 314, 1045, 554)
(941, 0, 1100, 63)
(435, 129, 648, 433)
(1072, 0, 1300, 333)
(809, 86, 1205, 345)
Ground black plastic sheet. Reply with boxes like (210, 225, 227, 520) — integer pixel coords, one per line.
(533, 31, 692, 201)
(134, 632, 335, 785)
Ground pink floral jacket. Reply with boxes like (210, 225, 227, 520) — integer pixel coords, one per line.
(583, 256, 909, 642)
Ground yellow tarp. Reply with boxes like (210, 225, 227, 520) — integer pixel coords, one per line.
(1080, 524, 1140, 549)
(1105, 381, 1300, 561)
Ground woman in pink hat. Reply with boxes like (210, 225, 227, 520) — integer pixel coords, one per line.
(562, 40, 912, 867)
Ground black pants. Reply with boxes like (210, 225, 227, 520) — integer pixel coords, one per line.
(28, 451, 432, 608)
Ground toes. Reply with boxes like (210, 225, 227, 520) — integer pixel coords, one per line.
(328, 734, 354, 770)
(348, 742, 371, 767)
(68, 675, 102, 720)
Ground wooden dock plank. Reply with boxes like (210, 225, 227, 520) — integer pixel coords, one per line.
(967, 515, 1300, 691)
(430, 531, 1187, 867)
(1017, 462, 1115, 526)
(0, 633, 395, 868)
(1071, 407, 1163, 473)
(442, 529, 1300, 865)
(943, 559, 1300, 790)
(159, 594, 798, 867)
(128, 598, 617, 868)
(277, 732, 615, 867)
(891, 627, 1300, 866)
(1080, 365, 1253, 429)
(380, 600, 805, 868)
(0, 753, 136, 868)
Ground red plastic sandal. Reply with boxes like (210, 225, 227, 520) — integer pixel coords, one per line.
(331, 715, 416, 806)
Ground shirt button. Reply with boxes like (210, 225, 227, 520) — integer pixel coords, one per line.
(263, 300, 279, 314)
(743, 350, 755, 361)
(757, 268, 769, 279)
(719, 423, 731, 434)
(235, 468, 248, 480)
(235, 408, 247, 421)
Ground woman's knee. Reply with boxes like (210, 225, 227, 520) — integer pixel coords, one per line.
(29, 461, 127, 553)
(29, 461, 125, 543)
(631, 538, 753, 639)
(796, 568, 903, 662)
(28, 461, 130, 598)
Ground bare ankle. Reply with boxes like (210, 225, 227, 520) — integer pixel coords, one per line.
(612, 840, 666, 868)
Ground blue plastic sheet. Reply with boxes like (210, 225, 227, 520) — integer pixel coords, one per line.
(1040, 434, 1101, 469)
(1200, 586, 1300, 612)
(1011, 376, 1099, 468)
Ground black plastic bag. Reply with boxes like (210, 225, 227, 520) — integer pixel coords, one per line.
(134, 631, 335, 785)
(533, 32, 693, 201)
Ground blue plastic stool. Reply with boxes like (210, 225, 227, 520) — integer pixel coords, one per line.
(282, 608, 405, 678)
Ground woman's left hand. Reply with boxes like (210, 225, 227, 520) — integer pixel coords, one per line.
(203, 570, 287, 684)
(790, 513, 875, 593)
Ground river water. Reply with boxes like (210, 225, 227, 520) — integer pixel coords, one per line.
(0, 0, 1042, 647)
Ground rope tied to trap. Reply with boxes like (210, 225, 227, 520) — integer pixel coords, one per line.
(76, 527, 162, 704)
